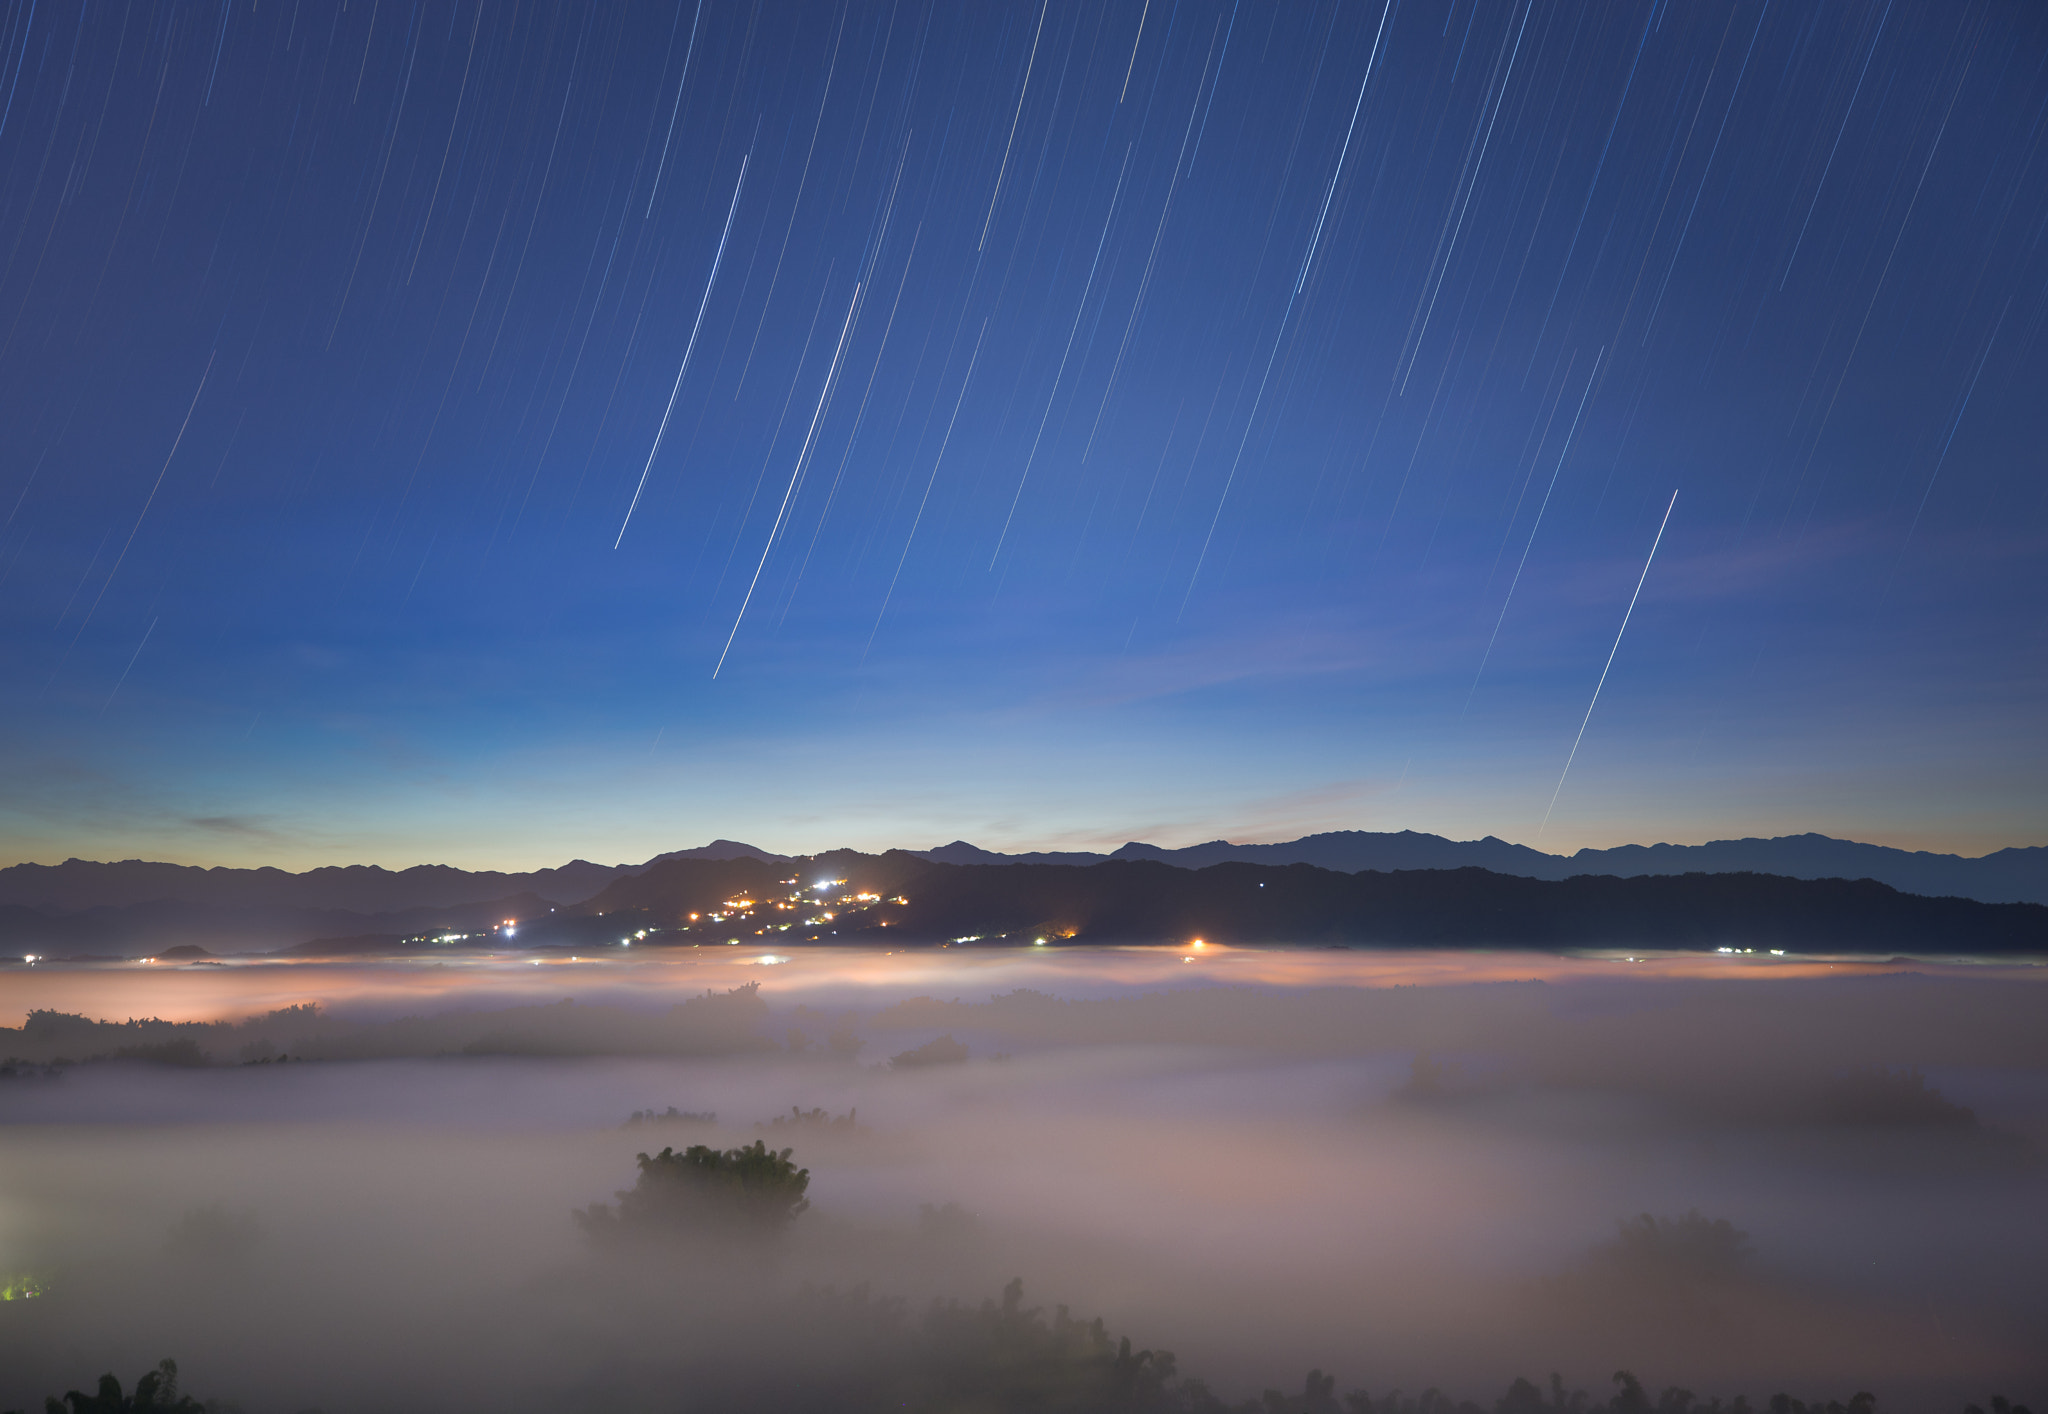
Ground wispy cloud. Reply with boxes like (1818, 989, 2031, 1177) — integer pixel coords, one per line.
(182, 814, 284, 838)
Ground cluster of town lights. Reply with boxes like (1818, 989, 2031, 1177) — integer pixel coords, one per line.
(680, 878, 902, 940)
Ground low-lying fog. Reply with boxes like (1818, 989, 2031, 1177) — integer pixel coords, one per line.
(1, 948, 2042, 1413)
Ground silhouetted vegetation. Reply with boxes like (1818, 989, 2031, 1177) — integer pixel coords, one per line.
(890, 1034, 970, 1069)
(1333, 1371, 1894, 1414)
(762, 1105, 865, 1134)
(4, 1360, 202, 1414)
(109, 1039, 209, 1068)
(1764, 1396, 1874, 1414)
(903, 1276, 1220, 1411)
(4, 1309, 2027, 1414)
(1963, 1398, 2036, 1414)
(0, 1059, 64, 1081)
(0, 987, 787, 1066)
(624, 1106, 716, 1129)
(1598, 1212, 1751, 1280)
(0, 1005, 335, 1067)
(576, 1140, 811, 1245)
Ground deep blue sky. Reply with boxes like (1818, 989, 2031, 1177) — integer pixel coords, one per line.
(1, 1, 2043, 869)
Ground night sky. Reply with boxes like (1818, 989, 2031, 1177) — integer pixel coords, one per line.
(1, 0, 2043, 869)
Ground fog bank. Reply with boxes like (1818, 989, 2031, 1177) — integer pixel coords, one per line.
(2, 952, 2042, 1412)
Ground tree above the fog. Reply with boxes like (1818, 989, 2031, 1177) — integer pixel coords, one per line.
(1601, 1212, 1750, 1280)
(909, 1277, 1202, 1412)
(577, 1139, 811, 1244)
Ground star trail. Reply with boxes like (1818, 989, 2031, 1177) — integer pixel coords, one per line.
(0, 0, 2042, 867)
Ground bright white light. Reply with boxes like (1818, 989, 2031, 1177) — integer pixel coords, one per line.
(503, 927, 515, 937)
(1034, 937, 1046, 945)
(813, 881, 831, 891)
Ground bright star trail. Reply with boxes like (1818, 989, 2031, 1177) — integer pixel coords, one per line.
(0, 1, 2040, 868)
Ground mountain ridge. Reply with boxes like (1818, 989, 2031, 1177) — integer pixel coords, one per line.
(5, 840, 2046, 957)
(559, 853, 2048, 956)
(0, 891, 558, 956)
(0, 830, 2041, 938)
(916, 829, 2048, 903)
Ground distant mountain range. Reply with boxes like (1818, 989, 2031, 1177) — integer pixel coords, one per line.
(558, 852, 2048, 956)
(0, 829, 2041, 956)
(0, 893, 558, 956)
(0, 840, 781, 916)
(915, 831, 2048, 904)
(0, 857, 625, 914)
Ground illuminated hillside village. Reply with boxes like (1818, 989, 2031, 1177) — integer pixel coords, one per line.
(681, 877, 909, 943)
(403, 876, 922, 953)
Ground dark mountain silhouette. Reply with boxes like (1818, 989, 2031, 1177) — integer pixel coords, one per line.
(0, 838, 791, 956)
(568, 856, 843, 920)
(1568, 833, 2048, 901)
(921, 840, 1124, 867)
(641, 839, 793, 866)
(0, 840, 794, 918)
(1106, 831, 1560, 873)
(0, 892, 557, 957)
(566, 852, 2048, 955)
(0, 857, 627, 914)
(914, 830, 2048, 904)
(5, 833, 2043, 956)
